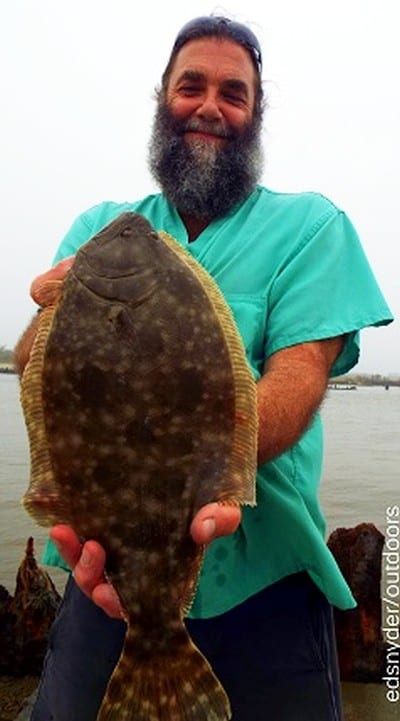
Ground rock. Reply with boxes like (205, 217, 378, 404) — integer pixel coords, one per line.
(0, 587, 16, 676)
(0, 538, 61, 676)
(328, 522, 386, 682)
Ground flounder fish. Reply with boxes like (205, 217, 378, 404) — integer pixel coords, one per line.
(18, 212, 258, 721)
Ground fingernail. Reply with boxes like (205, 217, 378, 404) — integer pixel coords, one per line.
(202, 518, 216, 540)
(81, 548, 92, 567)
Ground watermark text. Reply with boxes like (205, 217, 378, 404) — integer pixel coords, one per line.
(382, 505, 400, 703)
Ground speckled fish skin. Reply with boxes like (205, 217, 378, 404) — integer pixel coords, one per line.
(19, 212, 258, 721)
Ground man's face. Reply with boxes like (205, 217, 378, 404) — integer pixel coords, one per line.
(149, 37, 263, 219)
(165, 37, 256, 148)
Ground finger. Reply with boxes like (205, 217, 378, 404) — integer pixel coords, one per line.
(190, 502, 241, 545)
(50, 524, 82, 570)
(50, 526, 123, 619)
(71, 540, 107, 598)
(92, 582, 126, 621)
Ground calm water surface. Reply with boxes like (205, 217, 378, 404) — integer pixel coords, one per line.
(1, 374, 66, 593)
(320, 384, 399, 535)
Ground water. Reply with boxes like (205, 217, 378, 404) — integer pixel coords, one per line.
(1, 374, 399, 718)
(320, 384, 399, 537)
(0, 374, 67, 594)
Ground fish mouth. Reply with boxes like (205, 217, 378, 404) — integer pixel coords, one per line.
(70, 213, 163, 304)
(73, 265, 159, 305)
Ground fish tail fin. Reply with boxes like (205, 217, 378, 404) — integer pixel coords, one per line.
(97, 623, 231, 721)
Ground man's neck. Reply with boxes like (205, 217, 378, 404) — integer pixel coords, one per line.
(179, 213, 211, 242)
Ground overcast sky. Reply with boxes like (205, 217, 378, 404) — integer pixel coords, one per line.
(1, 0, 398, 373)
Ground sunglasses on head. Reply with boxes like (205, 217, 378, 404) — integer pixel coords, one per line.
(172, 16, 263, 74)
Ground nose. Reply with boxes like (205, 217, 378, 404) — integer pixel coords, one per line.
(195, 91, 223, 121)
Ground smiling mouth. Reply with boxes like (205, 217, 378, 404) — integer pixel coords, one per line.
(185, 129, 227, 142)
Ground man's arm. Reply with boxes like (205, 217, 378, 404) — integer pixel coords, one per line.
(257, 336, 345, 465)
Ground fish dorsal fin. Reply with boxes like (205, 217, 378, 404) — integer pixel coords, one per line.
(20, 302, 62, 525)
(158, 231, 257, 507)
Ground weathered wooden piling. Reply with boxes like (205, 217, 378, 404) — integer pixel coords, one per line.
(328, 522, 386, 682)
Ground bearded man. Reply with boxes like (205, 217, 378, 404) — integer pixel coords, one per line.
(15, 15, 392, 721)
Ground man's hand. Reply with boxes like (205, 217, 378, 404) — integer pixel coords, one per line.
(30, 256, 75, 305)
(50, 503, 241, 620)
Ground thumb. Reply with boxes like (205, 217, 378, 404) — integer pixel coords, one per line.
(190, 502, 241, 545)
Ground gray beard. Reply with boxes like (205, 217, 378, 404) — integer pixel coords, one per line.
(148, 102, 264, 219)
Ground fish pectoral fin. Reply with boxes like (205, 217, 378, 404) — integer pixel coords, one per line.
(97, 623, 231, 721)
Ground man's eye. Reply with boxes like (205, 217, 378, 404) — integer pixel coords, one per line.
(180, 86, 200, 95)
(224, 93, 245, 105)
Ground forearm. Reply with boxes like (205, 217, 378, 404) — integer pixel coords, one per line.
(256, 337, 344, 465)
(257, 360, 327, 464)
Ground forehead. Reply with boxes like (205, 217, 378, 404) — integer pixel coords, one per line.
(168, 37, 257, 91)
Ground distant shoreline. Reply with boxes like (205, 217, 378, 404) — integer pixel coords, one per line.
(1, 364, 399, 387)
(0, 365, 16, 374)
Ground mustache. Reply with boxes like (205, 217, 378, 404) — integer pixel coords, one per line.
(182, 118, 235, 140)
(153, 102, 244, 143)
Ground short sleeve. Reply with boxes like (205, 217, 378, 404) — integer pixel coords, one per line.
(52, 201, 136, 264)
(265, 209, 393, 375)
(52, 210, 96, 263)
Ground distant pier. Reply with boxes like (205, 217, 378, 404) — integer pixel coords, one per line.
(328, 383, 357, 391)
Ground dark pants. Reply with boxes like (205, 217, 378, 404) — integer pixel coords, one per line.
(31, 572, 344, 721)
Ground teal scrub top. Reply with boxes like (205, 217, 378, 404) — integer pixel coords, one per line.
(42, 186, 393, 617)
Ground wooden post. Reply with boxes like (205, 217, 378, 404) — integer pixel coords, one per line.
(328, 522, 386, 682)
